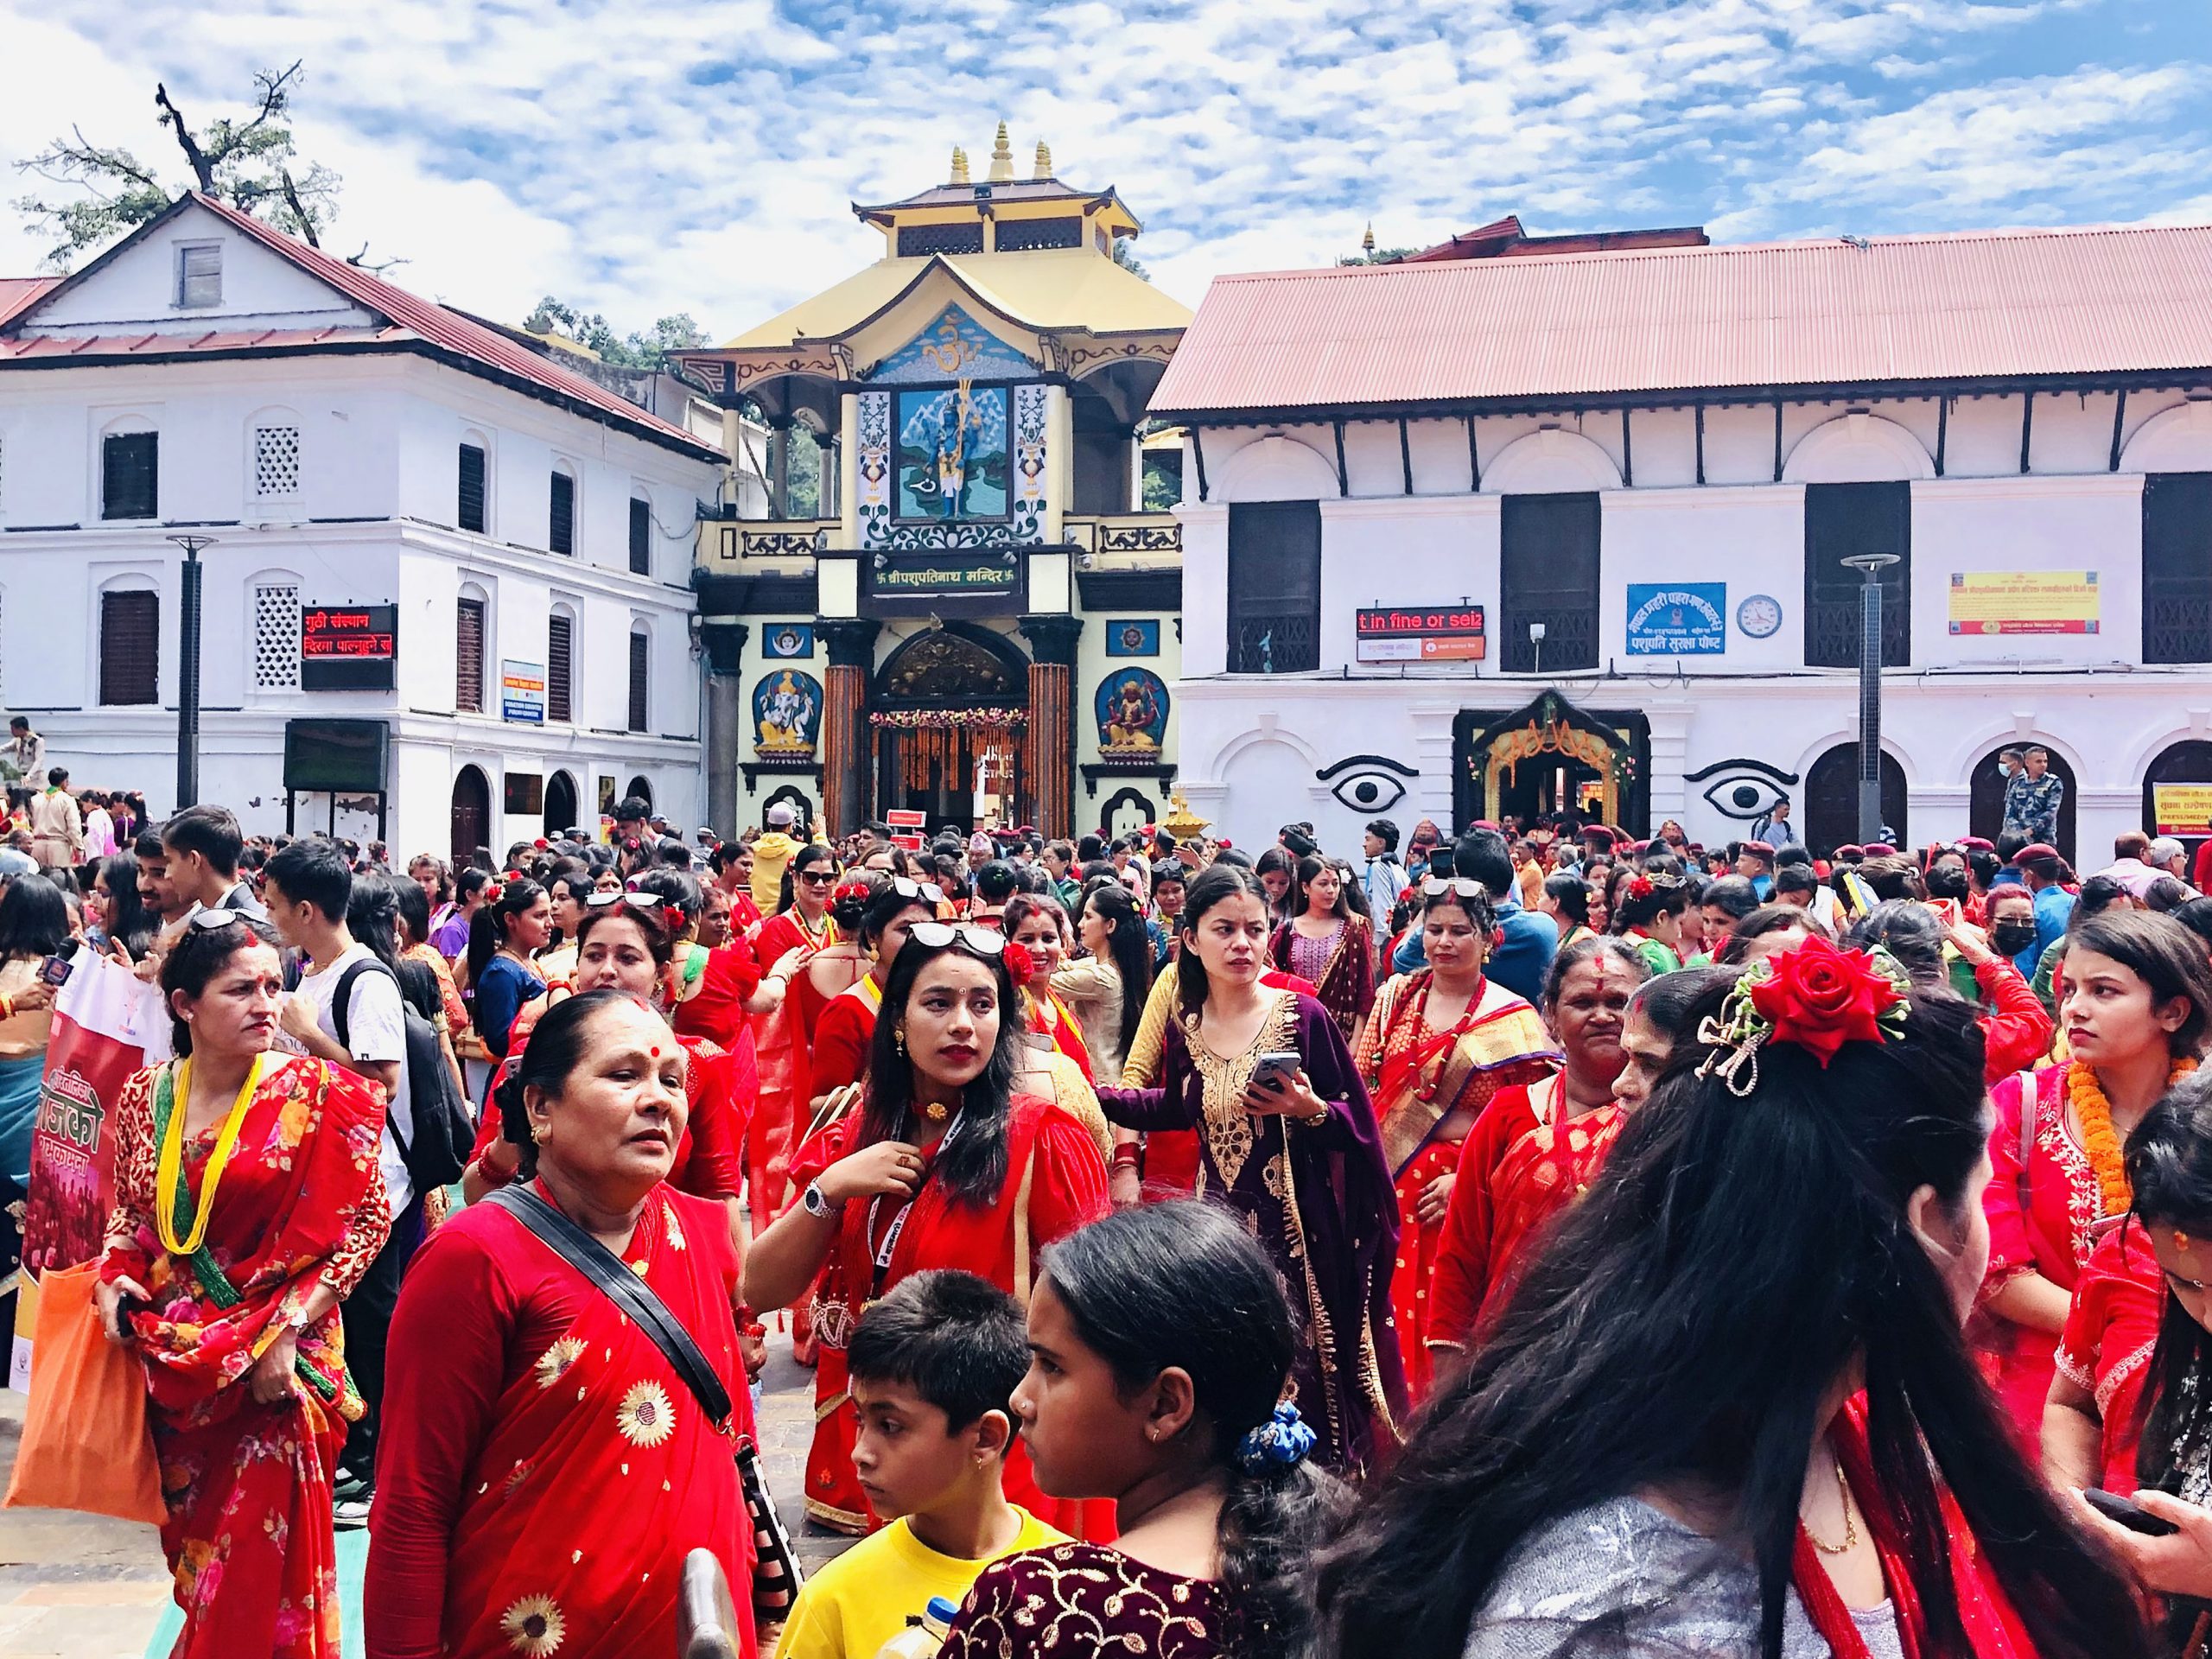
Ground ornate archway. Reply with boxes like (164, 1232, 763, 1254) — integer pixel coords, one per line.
(1452, 691, 1649, 834)
(870, 625, 1032, 833)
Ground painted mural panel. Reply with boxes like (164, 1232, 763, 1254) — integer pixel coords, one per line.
(1096, 667, 1170, 753)
(753, 669, 823, 758)
(896, 384, 1009, 521)
(868, 305, 1036, 385)
(856, 390, 893, 549)
(1013, 383, 1048, 542)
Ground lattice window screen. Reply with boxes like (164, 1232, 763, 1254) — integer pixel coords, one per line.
(253, 584, 301, 690)
(254, 426, 301, 497)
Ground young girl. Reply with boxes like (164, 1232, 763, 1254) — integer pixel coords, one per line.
(942, 1202, 1344, 1659)
(1611, 866, 1690, 975)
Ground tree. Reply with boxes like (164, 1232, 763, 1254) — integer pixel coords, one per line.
(1337, 246, 1420, 266)
(1111, 238, 1150, 281)
(11, 63, 378, 271)
(522, 299, 709, 371)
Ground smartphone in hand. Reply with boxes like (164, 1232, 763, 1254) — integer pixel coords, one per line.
(1248, 1051, 1304, 1093)
(2085, 1488, 2181, 1536)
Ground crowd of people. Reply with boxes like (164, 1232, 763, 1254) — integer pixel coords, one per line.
(29, 777, 2212, 1658)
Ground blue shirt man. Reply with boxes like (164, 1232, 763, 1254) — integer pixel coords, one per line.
(1390, 831, 1559, 1006)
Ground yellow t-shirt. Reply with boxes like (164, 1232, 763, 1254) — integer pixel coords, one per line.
(774, 1507, 1066, 1659)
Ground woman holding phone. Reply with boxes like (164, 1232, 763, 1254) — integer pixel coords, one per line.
(1095, 863, 1406, 1470)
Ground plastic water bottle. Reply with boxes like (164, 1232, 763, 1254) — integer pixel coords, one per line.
(871, 1595, 961, 1658)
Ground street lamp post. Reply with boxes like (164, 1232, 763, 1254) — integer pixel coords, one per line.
(166, 534, 219, 811)
(1842, 553, 1900, 845)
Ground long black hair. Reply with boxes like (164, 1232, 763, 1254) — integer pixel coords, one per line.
(352, 871, 439, 1020)
(468, 876, 544, 1038)
(98, 853, 157, 962)
(857, 933, 1025, 1206)
(777, 843, 836, 916)
(1541, 870, 1590, 930)
(1319, 972, 2146, 1659)
(1079, 880, 1152, 1058)
(1845, 899, 1949, 988)
(0, 874, 67, 963)
(494, 988, 636, 1180)
(1041, 1202, 1345, 1659)
(1176, 862, 1270, 1018)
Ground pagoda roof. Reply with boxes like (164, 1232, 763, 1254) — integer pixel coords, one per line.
(853, 177, 1138, 229)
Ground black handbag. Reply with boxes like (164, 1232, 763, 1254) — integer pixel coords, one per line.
(481, 1186, 804, 1621)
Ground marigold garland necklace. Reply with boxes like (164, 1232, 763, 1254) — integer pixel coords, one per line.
(155, 1053, 270, 1256)
(2070, 1054, 2198, 1215)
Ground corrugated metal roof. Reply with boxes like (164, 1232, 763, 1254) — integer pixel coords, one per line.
(0, 324, 410, 360)
(0, 278, 55, 327)
(1151, 223, 2212, 418)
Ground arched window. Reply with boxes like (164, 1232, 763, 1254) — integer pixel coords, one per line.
(1804, 742, 1907, 859)
(458, 430, 491, 535)
(2145, 741, 2212, 855)
(1969, 743, 2076, 862)
(451, 766, 493, 866)
(550, 460, 577, 557)
(547, 602, 577, 723)
(98, 576, 161, 706)
(456, 582, 491, 715)
(544, 770, 580, 836)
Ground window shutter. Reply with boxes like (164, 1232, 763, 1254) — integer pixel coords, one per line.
(548, 614, 574, 721)
(1225, 502, 1322, 673)
(629, 497, 651, 575)
(99, 591, 160, 705)
(456, 597, 486, 713)
(253, 426, 301, 498)
(2144, 474, 2212, 664)
(101, 432, 158, 520)
(550, 472, 575, 556)
(1500, 493, 1602, 672)
(252, 584, 302, 690)
(458, 444, 487, 534)
(627, 632, 649, 732)
(176, 244, 221, 308)
(1802, 482, 1910, 669)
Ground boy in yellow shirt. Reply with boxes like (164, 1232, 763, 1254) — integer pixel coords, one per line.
(775, 1271, 1066, 1659)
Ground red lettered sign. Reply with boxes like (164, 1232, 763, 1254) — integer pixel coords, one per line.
(301, 604, 398, 690)
(1355, 606, 1486, 663)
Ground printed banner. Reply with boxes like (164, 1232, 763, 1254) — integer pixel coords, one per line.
(2153, 783, 2212, 837)
(1948, 571, 2100, 635)
(1626, 584, 1726, 655)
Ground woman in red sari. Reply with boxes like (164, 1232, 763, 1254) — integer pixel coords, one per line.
(367, 990, 756, 1659)
(745, 845, 847, 1223)
(744, 924, 1109, 1536)
(97, 912, 391, 1659)
(1353, 877, 1557, 1399)
(1002, 894, 1094, 1080)
(1322, 938, 2150, 1659)
(807, 877, 941, 1103)
(1980, 910, 2212, 1452)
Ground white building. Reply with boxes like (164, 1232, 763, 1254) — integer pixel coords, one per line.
(0, 193, 728, 860)
(1150, 216, 2212, 865)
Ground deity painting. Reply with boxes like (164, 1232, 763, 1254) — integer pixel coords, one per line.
(753, 670, 823, 757)
(897, 383, 1008, 521)
(1096, 669, 1170, 754)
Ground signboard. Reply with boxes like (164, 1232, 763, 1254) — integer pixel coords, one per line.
(501, 660, 546, 724)
(889, 831, 927, 852)
(886, 809, 928, 830)
(1948, 571, 2101, 635)
(282, 718, 388, 793)
(1626, 584, 1726, 655)
(1355, 606, 1486, 664)
(2154, 784, 2212, 837)
(300, 603, 397, 690)
(874, 556, 1020, 595)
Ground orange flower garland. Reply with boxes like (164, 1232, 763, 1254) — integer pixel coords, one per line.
(2069, 1055, 2199, 1215)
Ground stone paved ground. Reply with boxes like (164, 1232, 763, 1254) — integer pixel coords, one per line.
(0, 1329, 845, 1657)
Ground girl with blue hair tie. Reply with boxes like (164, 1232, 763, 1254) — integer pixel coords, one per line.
(939, 1201, 1344, 1659)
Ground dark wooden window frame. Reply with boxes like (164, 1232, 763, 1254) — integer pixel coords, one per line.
(628, 497, 652, 575)
(99, 589, 160, 705)
(547, 613, 575, 723)
(626, 629, 649, 733)
(101, 430, 159, 520)
(1226, 501, 1323, 675)
(456, 596, 487, 714)
(1500, 493, 1601, 674)
(2144, 473, 2212, 664)
(550, 468, 575, 557)
(1802, 481, 1911, 669)
(458, 442, 488, 534)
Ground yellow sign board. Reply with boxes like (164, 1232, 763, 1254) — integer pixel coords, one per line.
(1947, 571, 2099, 636)
(2154, 785, 2212, 837)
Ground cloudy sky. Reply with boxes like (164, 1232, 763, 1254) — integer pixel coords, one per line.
(2, 1, 2207, 339)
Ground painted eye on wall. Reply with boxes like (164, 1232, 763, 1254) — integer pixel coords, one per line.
(1316, 754, 1416, 813)
(1682, 758, 1801, 823)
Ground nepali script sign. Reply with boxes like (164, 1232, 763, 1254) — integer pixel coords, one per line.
(1625, 584, 1726, 655)
(2153, 784, 2212, 838)
(301, 603, 398, 690)
(1355, 607, 1486, 663)
(1948, 571, 2101, 635)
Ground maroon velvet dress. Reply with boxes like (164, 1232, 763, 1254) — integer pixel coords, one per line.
(941, 1541, 1230, 1659)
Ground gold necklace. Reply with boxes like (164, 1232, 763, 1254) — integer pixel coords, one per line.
(1805, 1453, 1858, 1556)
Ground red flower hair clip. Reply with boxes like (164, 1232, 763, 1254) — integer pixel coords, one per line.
(1696, 937, 1910, 1093)
(1626, 874, 1655, 901)
(484, 882, 505, 904)
(662, 905, 688, 934)
(832, 879, 872, 905)
(1001, 940, 1037, 982)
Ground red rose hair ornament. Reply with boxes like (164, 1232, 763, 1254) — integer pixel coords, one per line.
(1001, 940, 1037, 982)
(1696, 936, 1910, 1095)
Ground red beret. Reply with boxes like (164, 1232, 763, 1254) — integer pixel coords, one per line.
(2014, 842, 2062, 864)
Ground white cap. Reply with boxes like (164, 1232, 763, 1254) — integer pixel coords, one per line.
(766, 803, 796, 828)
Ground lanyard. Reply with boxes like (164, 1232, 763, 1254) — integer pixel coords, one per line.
(863, 1113, 963, 1299)
(155, 1053, 270, 1257)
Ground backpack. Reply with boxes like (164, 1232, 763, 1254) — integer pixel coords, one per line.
(332, 956, 474, 1192)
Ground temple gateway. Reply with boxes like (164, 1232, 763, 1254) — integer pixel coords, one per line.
(679, 130, 1190, 840)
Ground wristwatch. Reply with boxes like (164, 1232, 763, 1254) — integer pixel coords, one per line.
(801, 1180, 844, 1220)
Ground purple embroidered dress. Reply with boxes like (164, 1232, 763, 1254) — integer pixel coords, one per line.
(942, 1542, 1230, 1659)
(1097, 988, 1408, 1469)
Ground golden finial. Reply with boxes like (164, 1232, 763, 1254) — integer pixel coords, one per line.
(950, 145, 969, 186)
(1033, 140, 1053, 181)
(1362, 221, 1376, 254)
(988, 121, 1014, 182)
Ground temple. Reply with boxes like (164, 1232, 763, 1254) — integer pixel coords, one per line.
(679, 127, 1190, 841)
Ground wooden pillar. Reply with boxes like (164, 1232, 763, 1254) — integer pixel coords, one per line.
(818, 618, 879, 837)
(1019, 615, 1083, 840)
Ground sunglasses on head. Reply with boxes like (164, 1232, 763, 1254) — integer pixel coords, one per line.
(887, 876, 946, 905)
(585, 891, 675, 918)
(906, 921, 1007, 955)
(188, 906, 257, 931)
(1421, 875, 1487, 900)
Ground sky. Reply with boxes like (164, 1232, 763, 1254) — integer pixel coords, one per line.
(2, 0, 2209, 340)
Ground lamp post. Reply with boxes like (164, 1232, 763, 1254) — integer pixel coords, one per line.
(1528, 619, 1547, 677)
(166, 533, 219, 810)
(1841, 553, 1899, 845)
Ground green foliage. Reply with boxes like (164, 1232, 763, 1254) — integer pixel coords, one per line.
(1112, 238, 1150, 281)
(1141, 454, 1183, 511)
(785, 432, 822, 518)
(1336, 247, 1421, 265)
(12, 63, 350, 270)
(521, 298, 709, 370)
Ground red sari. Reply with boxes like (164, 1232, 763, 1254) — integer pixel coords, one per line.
(99, 1057, 391, 1659)
(366, 1182, 753, 1659)
(808, 978, 881, 1098)
(1452, 1077, 1624, 1339)
(1355, 972, 1557, 1398)
(1980, 1063, 2107, 1452)
(2056, 1221, 2166, 1491)
(744, 910, 838, 1220)
(787, 1095, 1109, 1535)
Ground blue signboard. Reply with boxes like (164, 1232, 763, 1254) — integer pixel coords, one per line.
(1626, 584, 1726, 655)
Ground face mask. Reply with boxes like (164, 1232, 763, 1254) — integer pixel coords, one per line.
(1991, 921, 2037, 955)
(1925, 867, 1969, 899)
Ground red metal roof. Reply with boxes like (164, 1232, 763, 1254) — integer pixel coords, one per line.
(0, 277, 56, 328)
(1151, 222, 2212, 418)
(3, 197, 720, 460)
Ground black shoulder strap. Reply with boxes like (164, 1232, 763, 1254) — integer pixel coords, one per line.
(482, 1185, 732, 1427)
(329, 956, 396, 1052)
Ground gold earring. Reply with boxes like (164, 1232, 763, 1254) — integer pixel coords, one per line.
(2179, 1230, 2194, 1252)
(894, 1027, 906, 1056)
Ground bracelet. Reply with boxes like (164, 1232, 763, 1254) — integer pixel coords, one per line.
(1110, 1147, 1141, 1172)
(1297, 1105, 1331, 1128)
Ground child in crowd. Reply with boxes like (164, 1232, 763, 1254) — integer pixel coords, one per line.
(776, 1272, 1067, 1659)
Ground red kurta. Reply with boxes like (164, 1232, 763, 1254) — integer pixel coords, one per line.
(1980, 1062, 2106, 1452)
(744, 912, 841, 1220)
(1468, 1091, 1624, 1335)
(100, 1057, 391, 1659)
(365, 1183, 754, 1659)
(671, 942, 762, 1052)
(787, 1095, 1109, 1536)
(807, 979, 881, 1100)
(2056, 1220, 2166, 1493)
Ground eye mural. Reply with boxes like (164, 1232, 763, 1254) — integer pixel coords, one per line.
(1316, 754, 1418, 814)
(1681, 757, 1800, 823)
